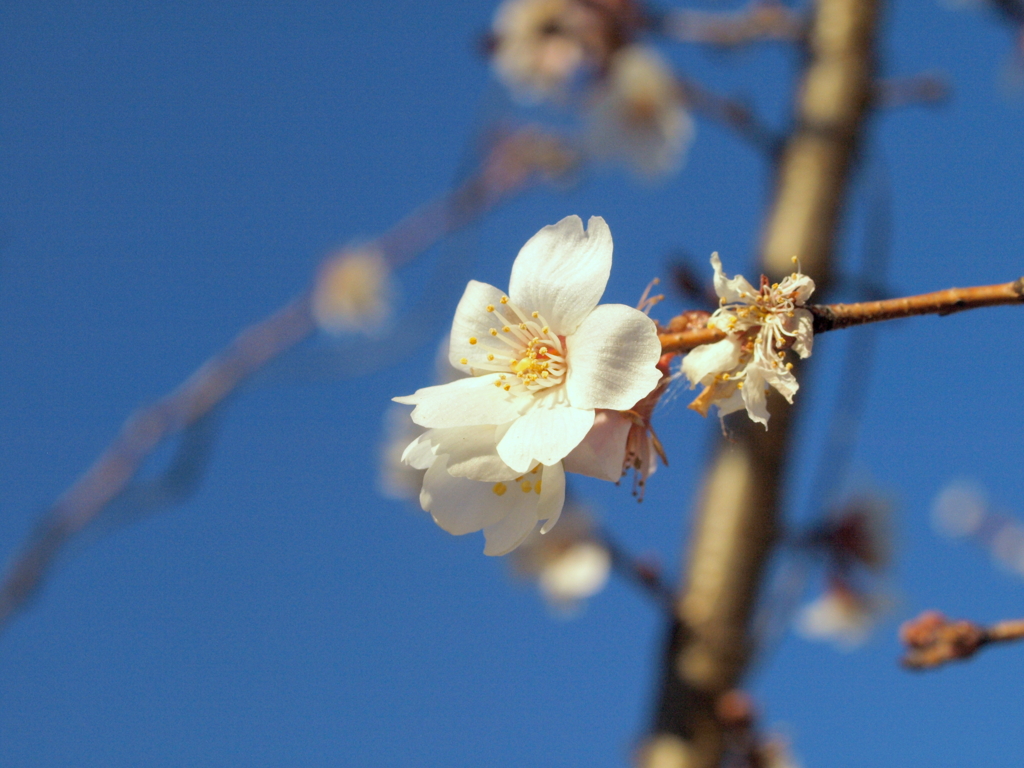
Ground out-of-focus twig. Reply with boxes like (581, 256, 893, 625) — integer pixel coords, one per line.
(661, 1, 806, 46)
(0, 128, 574, 634)
(900, 610, 1024, 670)
(874, 73, 949, 109)
(677, 78, 782, 154)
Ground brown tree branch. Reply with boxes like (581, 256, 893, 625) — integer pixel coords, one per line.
(900, 611, 1024, 670)
(656, 277, 1024, 353)
(641, 0, 880, 765)
(0, 129, 572, 634)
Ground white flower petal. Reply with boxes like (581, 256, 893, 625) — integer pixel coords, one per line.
(741, 368, 771, 427)
(420, 456, 511, 535)
(483, 505, 540, 556)
(563, 304, 663, 410)
(681, 337, 743, 387)
(537, 461, 566, 533)
(497, 392, 595, 472)
(791, 309, 814, 358)
(426, 423, 518, 482)
(448, 280, 511, 374)
(508, 215, 612, 335)
(711, 252, 757, 303)
(401, 432, 437, 470)
(763, 364, 799, 403)
(394, 375, 523, 428)
(783, 272, 816, 305)
(563, 409, 631, 481)
(714, 388, 746, 419)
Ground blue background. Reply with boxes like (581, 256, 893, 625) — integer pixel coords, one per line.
(2, 1, 1023, 766)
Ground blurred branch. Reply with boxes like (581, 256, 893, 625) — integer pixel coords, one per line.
(0, 128, 572, 634)
(677, 78, 782, 154)
(641, 0, 880, 765)
(874, 73, 949, 109)
(660, 1, 806, 46)
(900, 611, 1024, 670)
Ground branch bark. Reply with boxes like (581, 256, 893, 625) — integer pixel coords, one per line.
(641, 0, 880, 765)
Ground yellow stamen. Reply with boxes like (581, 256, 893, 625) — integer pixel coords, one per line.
(492, 482, 507, 496)
(531, 311, 539, 318)
(469, 337, 477, 345)
(500, 296, 509, 304)
(534, 481, 542, 494)
(460, 357, 468, 365)
(486, 304, 495, 312)
(520, 481, 532, 493)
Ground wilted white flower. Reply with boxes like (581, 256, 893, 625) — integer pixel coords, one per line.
(312, 246, 392, 334)
(394, 215, 663, 554)
(489, 0, 612, 102)
(796, 583, 879, 650)
(682, 253, 814, 427)
(586, 45, 694, 178)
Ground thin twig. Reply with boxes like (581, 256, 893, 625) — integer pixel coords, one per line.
(0, 128, 572, 634)
(660, 1, 807, 46)
(901, 610, 1024, 670)
(656, 277, 1024, 354)
(810, 277, 1024, 332)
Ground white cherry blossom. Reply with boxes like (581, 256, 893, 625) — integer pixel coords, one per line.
(393, 215, 663, 554)
(682, 252, 815, 427)
(396, 215, 663, 474)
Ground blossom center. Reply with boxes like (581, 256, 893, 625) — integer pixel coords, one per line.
(464, 295, 567, 394)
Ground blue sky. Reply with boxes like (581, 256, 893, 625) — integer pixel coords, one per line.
(2, 2, 1023, 766)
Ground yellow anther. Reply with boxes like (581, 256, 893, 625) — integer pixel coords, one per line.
(503, 384, 511, 391)
(520, 481, 532, 493)
(534, 480, 542, 495)
(791, 256, 798, 264)
(502, 325, 511, 333)
(786, 362, 794, 370)
(486, 304, 495, 312)
(541, 326, 549, 334)
(492, 482, 507, 497)
(530, 466, 540, 474)
(737, 382, 744, 389)
(487, 354, 494, 361)
(460, 357, 468, 365)
(490, 328, 498, 336)
(531, 311, 539, 318)
(469, 337, 477, 345)
(518, 323, 527, 330)
(493, 380, 502, 387)
(500, 374, 507, 380)
(500, 296, 509, 304)
(541, 370, 549, 378)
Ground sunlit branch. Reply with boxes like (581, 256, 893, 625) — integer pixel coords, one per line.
(0, 128, 572, 634)
(900, 611, 1024, 670)
(655, 277, 1024, 354)
(809, 277, 1024, 332)
(659, 1, 806, 47)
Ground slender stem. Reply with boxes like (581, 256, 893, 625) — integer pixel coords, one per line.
(657, 277, 1024, 354)
(0, 129, 569, 634)
(810, 278, 1024, 332)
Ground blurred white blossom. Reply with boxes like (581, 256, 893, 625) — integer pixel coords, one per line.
(586, 45, 694, 178)
(394, 215, 663, 554)
(312, 246, 392, 334)
(490, 0, 615, 102)
(796, 583, 880, 650)
(682, 253, 814, 427)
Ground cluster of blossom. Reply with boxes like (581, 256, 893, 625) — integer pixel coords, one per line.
(394, 216, 664, 554)
(488, 0, 693, 178)
(682, 253, 815, 428)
